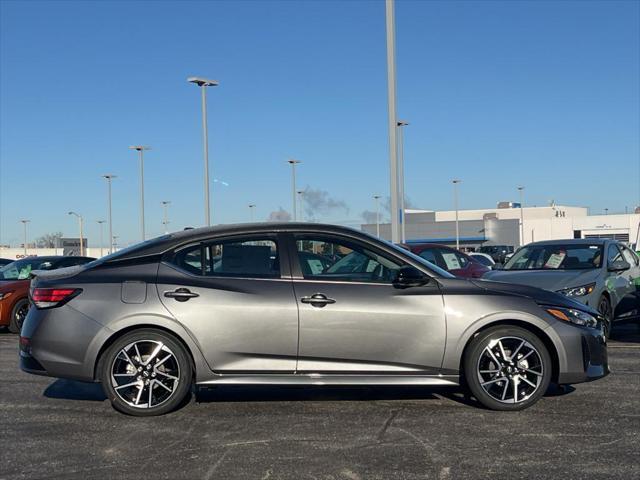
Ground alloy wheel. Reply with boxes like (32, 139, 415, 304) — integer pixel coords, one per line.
(110, 340, 180, 409)
(14, 303, 29, 330)
(598, 297, 612, 337)
(476, 336, 544, 404)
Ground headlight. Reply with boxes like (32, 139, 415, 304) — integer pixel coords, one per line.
(557, 283, 596, 297)
(545, 306, 598, 328)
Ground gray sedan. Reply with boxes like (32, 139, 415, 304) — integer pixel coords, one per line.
(20, 224, 607, 415)
(484, 239, 640, 336)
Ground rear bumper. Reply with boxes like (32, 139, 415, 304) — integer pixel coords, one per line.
(556, 325, 609, 384)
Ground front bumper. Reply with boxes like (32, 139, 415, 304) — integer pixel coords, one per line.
(556, 324, 609, 384)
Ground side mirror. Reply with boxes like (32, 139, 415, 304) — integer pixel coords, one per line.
(608, 260, 631, 272)
(393, 266, 429, 288)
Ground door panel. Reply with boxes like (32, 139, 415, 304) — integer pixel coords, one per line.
(294, 281, 446, 373)
(158, 265, 298, 372)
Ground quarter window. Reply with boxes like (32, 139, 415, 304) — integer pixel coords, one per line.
(295, 236, 403, 283)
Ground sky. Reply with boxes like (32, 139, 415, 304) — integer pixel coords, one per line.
(1, 0, 639, 248)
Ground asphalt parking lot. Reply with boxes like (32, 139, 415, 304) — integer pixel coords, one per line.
(1, 326, 639, 480)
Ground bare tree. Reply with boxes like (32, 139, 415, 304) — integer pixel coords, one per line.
(35, 232, 63, 248)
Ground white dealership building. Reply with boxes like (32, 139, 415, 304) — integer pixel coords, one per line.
(362, 204, 640, 249)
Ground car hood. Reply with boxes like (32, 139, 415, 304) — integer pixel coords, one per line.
(470, 278, 599, 315)
(482, 268, 600, 293)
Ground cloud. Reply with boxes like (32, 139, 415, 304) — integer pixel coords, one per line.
(299, 186, 349, 221)
(266, 207, 291, 222)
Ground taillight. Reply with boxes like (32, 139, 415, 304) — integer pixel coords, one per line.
(31, 288, 81, 309)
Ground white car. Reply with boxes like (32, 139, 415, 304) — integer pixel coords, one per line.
(469, 252, 495, 269)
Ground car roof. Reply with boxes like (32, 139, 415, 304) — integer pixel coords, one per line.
(525, 238, 610, 246)
(105, 223, 373, 262)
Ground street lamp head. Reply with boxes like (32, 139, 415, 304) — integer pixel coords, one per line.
(518, 186, 525, 191)
(373, 194, 381, 200)
(397, 120, 409, 127)
(187, 76, 219, 87)
(102, 174, 117, 180)
(20, 219, 30, 224)
(129, 145, 151, 152)
(452, 179, 462, 184)
(287, 158, 301, 165)
(161, 201, 171, 206)
(97, 220, 106, 224)
(248, 204, 256, 208)
(68, 211, 82, 219)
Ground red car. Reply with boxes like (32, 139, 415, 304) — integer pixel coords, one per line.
(0, 256, 94, 333)
(406, 243, 490, 279)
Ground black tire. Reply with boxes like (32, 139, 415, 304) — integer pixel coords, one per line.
(597, 295, 613, 338)
(464, 326, 552, 411)
(100, 329, 192, 416)
(8, 298, 29, 334)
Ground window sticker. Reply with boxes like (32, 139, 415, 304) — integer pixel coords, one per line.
(442, 252, 461, 270)
(544, 252, 566, 269)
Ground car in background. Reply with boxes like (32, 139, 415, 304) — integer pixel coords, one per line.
(483, 239, 640, 337)
(480, 245, 515, 264)
(0, 256, 95, 333)
(469, 252, 496, 269)
(20, 223, 607, 415)
(0, 258, 13, 267)
(406, 243, 490, 278)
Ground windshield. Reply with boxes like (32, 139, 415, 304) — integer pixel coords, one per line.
(503, 244, 603, 271)
(0, 258, 57, 280)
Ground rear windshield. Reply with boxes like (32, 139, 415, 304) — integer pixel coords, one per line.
(504, 244, 603, 271)
(83, 235, 172, 268)
(0, 258, 57, 280)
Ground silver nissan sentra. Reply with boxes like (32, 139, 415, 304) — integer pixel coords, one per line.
(20, 223, 608, 416)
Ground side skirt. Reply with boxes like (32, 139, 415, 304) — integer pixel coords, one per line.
(197, 373, 460, 387)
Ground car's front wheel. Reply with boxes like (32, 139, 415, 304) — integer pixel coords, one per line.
(100, 329, 192, 416)
(464, 326, 552, 411)
(597, 295, 613, 338)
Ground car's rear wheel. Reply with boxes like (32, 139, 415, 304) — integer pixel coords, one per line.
(597, 295, 613, 338)
(100, 329, 192, 416)
(464, 326, 552, 411)
(8, 298, 29, 334)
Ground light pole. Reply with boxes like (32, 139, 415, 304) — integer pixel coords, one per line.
(385, 0, 400, 243)
(452, 180, 461, 250)
(287, 159, 301, 221)
(161, 201, 171, 234)
(68, 211, 84, 256)
(297, 190, 305, 222)
(96, 220, 105, 257)
(604, 208, 609, 215)
(129, 146, 150, 241)
(102, 175, 116, 254)
(518, 186, 525, 246)
(397, 120, 409, 243)
(188, 76, 219, 227)
(20, 219, 30, 256)
(112, 236, 119, 251)
(373, 195, 382, 238)
(248, 204, 256, 222)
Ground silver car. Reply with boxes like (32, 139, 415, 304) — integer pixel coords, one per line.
(484, 239, 640, 336)
(20, 224, 608, 416)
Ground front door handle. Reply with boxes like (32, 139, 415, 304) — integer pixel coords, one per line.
(300, 293, 336, 308)
(164, 288, 199, 302)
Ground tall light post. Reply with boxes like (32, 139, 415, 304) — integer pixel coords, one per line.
(248, 204, 256, 222)
(452, 179, 462, 250)
(102, 174, 116, 254)
(20, 219, 30, 256)
(188, 76, 219, 227)
(161, 201, 171, 234)
(397, 120, 409, 242)
(604, 208, 609, 215)
(112, 235, 119, 251)
(129, 146, 150, 241)
(518, 186, 525, 246)
(68, 211, 84, 256)
(373, 195, 382, 238)
(297, 190, 305, 222)
(287, 159, 301, 221)
(385, 0, 400, 243)
(96, 220, 106, 257)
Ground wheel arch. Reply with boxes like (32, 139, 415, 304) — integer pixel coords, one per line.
(458, 319, 560, 383)
(93, 323, 202, 382)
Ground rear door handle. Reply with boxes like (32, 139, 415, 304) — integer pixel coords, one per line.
(164, 288, 199, 302)
(300, 293, 336, 308)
